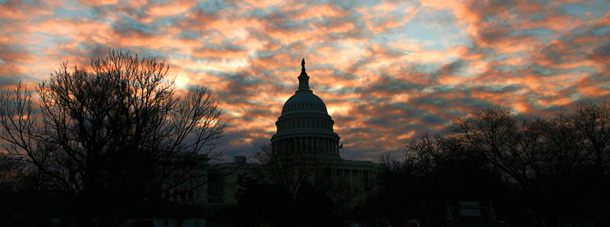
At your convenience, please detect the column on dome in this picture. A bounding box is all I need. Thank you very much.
[334,141,338,155]
[308,136,311,153]
[358,169,363,191]
[329,138,332,155]
[311,137,314,153]
[350,169,354,192]
[322,138,326,154]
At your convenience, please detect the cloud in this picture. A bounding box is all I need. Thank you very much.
[1,0,609,161]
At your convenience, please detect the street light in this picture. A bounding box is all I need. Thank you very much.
[524,165,541,225]
[525,165,536,180]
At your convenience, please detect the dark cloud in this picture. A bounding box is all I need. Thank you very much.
[195,0,234,14]
[112,15,159,37]
[1,0,609,161]
[217,72,262,99]
[587,42,610,66]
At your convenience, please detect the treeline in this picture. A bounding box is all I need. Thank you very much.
[232,145,345,226]
[0,50,225,227]
[361,104,610,226]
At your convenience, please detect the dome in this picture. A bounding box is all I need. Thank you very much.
[281,90,328,114]
[271,59,340,158]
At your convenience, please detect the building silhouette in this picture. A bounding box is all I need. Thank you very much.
[10,60,380,227]
[271,59,341,159]
[208,59,379,205]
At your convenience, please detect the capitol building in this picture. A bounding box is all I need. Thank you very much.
[270,59,341,159]
[159,60,380,208]
[204,59,380,205]
[116,60,381,226]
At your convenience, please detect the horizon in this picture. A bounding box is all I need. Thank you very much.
[1,0,609,161]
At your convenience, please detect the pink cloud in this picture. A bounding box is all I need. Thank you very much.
[146,0,194,17]
[288,4,348,21]
[1,0,608,161]
[79,0,118,6]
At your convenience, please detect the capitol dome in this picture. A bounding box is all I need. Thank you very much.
[271,59,340,158]
[281,91,328,114]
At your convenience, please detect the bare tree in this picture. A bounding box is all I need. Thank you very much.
[250,143,336,198]
[572,102,610,174]
[0,50,225,225]
[449,107,541,187]
[447,105,610,224]
[235,144,342,226]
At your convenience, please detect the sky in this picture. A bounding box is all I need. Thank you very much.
[1,0,609,161]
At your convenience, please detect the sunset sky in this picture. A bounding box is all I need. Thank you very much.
[1,0,609,161]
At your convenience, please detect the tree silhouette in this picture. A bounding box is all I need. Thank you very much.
[233,143,343,226]
[359,134,506,226]
[249,143,336,197]
[0,50,224,226]
[572,102,610,175]
[446,105,610,225]
[365,104,610,226]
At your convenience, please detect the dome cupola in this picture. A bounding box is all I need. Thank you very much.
[281,59,328,114]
